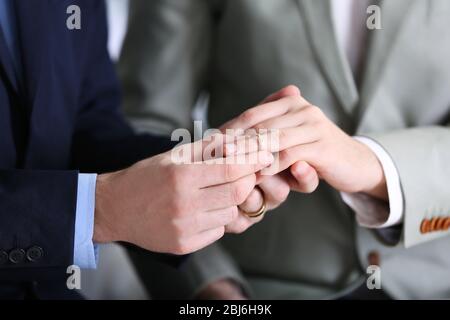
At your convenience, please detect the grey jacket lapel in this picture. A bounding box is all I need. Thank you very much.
[357,0,416,123]
[297,0,359,115]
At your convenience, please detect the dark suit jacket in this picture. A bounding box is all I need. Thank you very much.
[0,0,174,299]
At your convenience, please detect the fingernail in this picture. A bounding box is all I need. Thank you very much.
[225,143,237,155]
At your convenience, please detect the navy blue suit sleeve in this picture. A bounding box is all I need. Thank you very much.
[0,170,78,271]
[0,1,181,278]
[69,1,184,267]
[71,1,175,174]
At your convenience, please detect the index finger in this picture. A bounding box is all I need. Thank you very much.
[221,96,310,131]
[196,151,275,187]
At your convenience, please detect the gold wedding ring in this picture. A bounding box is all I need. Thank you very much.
[240,187,267,218]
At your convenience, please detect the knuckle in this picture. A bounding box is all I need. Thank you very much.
[171,239,191,255]
[315,120,329,135]
[307,105,324,119]
[253,123,265,131]
[232,179,254,205]
[288,95,307,108]
[279,148,294,165]
[241,108,257,124]
[285,95,298,104]
[215,226,226,239]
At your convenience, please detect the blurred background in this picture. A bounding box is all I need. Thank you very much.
[80,0,145,300]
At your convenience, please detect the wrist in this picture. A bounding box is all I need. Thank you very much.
[358,143,388,201]
[363,174,388,201]
[93,172,120,243]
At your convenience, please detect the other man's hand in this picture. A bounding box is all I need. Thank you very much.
[225,86,388,200]
[222,86,319,230]
[92,136,274,255]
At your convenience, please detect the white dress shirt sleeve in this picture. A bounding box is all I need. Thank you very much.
[341,137,404,228]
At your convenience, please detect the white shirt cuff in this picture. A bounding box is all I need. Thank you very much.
[74,174,98,269]
[341,137,403,229]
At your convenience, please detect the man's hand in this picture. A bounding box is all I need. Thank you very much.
[225,174,291,233]
[221,86,319,234]
[225,86,388,200]
[93,136,274,255]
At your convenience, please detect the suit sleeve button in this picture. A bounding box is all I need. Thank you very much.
[0,251,8,265]
[26,246,44,262]
[9,249,26,264]
[430,217,439,232]
[420,219,430,234]
[436,217,446,231]
[443,218,450,231]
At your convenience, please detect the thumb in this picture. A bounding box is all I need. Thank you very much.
[289,161,320,194]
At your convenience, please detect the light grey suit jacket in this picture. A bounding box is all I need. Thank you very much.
[119,0,450,299]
